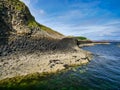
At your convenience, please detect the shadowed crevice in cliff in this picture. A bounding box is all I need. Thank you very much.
[0,18,11,45]
[0,2,12,45]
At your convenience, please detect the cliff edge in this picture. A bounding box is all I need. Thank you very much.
[0,0,92,82]
[0,0,64,44]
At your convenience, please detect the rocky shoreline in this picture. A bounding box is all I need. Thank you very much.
[0,36,93,88]
[0,46,92,81]
[79,42,110,47]
[0,0,93,86]
[78,40,110,47]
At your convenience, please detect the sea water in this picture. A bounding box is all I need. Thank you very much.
[43,42,120,90]
[2,42,120,90]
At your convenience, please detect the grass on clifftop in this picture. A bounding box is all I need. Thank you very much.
[28,18,63,36]
[0,0,63,36]
[74,36,88,40]
[68,36,88,40]
[7,0,25,11]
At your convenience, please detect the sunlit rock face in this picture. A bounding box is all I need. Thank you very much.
[0,0,64,44]
[0,0,92,82]
[0,0,79,56]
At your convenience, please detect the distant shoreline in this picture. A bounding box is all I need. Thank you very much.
[78,40,110,47]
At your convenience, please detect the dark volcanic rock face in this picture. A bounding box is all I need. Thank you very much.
[0,0,63,43]
[0,1,90,81]
[0,0,33,41]
[0,0,78,56]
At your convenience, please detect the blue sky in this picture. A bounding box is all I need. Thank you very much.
[20,0,120,40]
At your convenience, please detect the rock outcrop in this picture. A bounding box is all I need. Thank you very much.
[0,0,92,82]
[0,0,64,44]
[0,0,80,56]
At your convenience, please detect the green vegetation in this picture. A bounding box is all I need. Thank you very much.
[28,20,38,28]
[39,24,63,35]
[28,18,63,36]
[1,0,63,37]
[14,1,24,11]
[0,72,90,90]
[0,72,55,89]
[15,4,23,11]
[8,0,25,11]
[75,36,88,40]
[67,36,88,40]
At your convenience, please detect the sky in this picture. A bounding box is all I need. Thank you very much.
[20,0,120,40]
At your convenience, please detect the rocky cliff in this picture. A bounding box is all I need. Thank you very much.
[0,0,79,56]
[0,0,64,44]
[0,0,92,82]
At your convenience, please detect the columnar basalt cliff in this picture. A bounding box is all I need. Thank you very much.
[0,0,82,56]
[0,0,63,40]
[0,0,92,82]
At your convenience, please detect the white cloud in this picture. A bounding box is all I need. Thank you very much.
[39,9,45,15]
[20,0,120,40]
[41,19,120,40]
